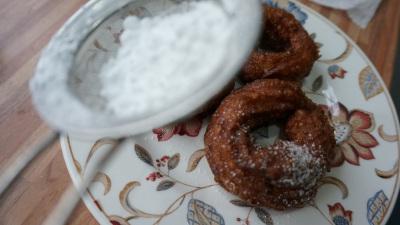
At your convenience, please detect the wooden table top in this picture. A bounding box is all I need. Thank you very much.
[0,0,399,224]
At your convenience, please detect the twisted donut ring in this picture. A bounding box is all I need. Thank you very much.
[204,79,335,210]
[241,6,319,82]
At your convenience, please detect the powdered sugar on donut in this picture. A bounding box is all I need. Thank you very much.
[271,141,326,189]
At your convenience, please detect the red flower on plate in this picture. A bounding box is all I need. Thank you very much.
[328,203,353,225]
[328,65,347,79]
[146,172,163,181]
[153,116,203,141]
[322,103,379,166]
[155,155,170,167]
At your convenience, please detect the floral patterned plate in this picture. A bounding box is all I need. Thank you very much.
[60,0,400,225]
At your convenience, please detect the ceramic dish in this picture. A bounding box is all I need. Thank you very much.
[61,0,400,225]
[31,0,260,139]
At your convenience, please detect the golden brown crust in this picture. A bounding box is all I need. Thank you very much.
[204,79,335,210]
[241,6,319,82]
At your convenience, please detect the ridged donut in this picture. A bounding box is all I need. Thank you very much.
[204,79,335,210]
[241,6,319,82]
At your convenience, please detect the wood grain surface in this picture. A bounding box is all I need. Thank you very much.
[0,0,399,225]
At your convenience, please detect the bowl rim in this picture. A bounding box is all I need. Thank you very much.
[30,0,262,139]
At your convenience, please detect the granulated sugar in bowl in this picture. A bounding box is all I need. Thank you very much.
[30,0,262,139]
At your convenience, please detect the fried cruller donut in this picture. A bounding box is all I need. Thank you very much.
[204,79,335,210]
[241,6,319,82]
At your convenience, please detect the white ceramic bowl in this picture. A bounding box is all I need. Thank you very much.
[30,0,262,139]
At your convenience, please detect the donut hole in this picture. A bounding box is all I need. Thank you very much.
[257,25,290,52]
[250,122,284,147]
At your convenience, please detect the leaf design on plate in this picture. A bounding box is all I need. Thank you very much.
[375,161,399,179]
[134,144,153,166]
[119,181,141,215]
[194,202,212,225]
[378,125,399,142]
[312,76,323,92]
[319,39,352,64]
[84,138,119,170]
[93,172,112,195]
[359,66,384,100]
[119,182,163,218]
[318,176,349,199]
[187,199,225,225]
[186,149,206,172]
[94,39,109,52]
[255,208,274,225]
[168,153,180,170]
[157,180,176,191]
[108,215,132,225]
[309,33,323,48]
[230,199,252,207]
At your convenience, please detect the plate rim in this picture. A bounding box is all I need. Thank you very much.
[60,1,400,225]
[60,137,112,225]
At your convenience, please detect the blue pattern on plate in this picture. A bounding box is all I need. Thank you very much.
[262,0,308,24]
[359,66,383,100]
[287,2,308,24]
[333,215,350,225]
[187,199,225,225]
[264,0,279,8]
[367,190,389,225]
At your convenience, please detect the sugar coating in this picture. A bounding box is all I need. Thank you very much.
[204,79,335,210]
[271,141,325,189]
[99,1,233,118]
